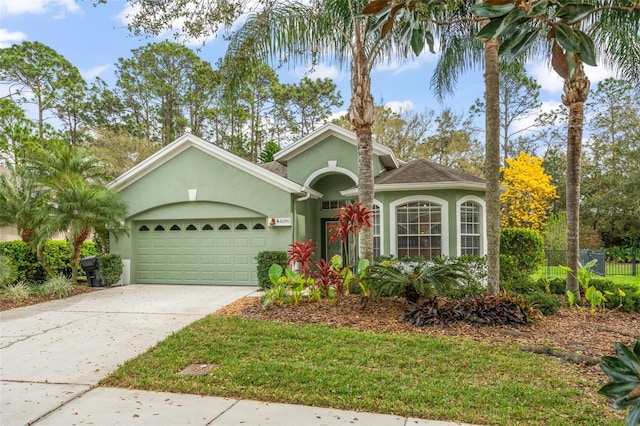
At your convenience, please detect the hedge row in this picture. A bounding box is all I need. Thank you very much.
[0,240,98,283]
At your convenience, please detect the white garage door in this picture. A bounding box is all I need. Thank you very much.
[134,219,267,285]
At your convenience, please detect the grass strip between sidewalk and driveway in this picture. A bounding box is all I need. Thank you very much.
[101,316,622,425]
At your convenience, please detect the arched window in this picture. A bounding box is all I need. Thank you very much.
[186,224,197,231]
[395,201,442,259]
[154,225,165,231]
[219,224,230,230]
[253,223,265,230]
[170,225,181,231]
[236,223,247,230]
[202,224,214,231]
[459,200,483,257]
[139,225,149,232]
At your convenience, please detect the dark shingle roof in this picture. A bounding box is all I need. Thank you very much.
[375,158,484,184]
[260,161,288,178]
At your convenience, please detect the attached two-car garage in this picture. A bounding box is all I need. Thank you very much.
[108,134,307,286]
[133,219,267,285]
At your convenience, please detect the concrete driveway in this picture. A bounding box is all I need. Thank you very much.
[0,284,256,425]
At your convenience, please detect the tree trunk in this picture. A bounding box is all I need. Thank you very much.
[562,62,590,297]
[349,44,375,264]
[484,38,501,296]
[71,227,91,284]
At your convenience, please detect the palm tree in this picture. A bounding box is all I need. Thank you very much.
[226,0,431,263]
[39,179,127,283]
[0,168,46,244]
[29,139,128,282]
[378,0,639,296]
[474,0,640,295]
[365,1,503,295]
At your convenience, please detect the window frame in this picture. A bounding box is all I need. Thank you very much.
[456,196,486,257]
[390,196,449,259]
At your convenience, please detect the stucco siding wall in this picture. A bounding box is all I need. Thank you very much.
[286,135,386,185]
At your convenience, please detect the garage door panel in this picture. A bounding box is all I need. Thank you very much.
[134,219,264,285]
[252,238,267,248]
[234,238,249,248]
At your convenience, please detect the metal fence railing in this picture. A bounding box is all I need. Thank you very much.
[545,248,637,277]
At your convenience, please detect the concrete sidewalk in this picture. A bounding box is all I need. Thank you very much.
[1,285,475,426]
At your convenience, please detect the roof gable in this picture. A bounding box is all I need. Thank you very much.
[274,123,399,169]
[108,134,317,195]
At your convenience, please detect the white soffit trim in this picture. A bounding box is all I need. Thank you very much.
[340,181,487,196]
[107,133,320,196]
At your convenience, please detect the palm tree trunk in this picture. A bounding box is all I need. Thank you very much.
[350,44,375,264]
[562,62,590,297]
[70,227,91,284]
[484,37,501,296]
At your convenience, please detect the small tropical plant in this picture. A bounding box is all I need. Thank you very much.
[561,259,615,314]
[599,339,640,426]
[287,240,316,275]
[262,263,315,308]
[368,260,471,303]
[42,274,74,299]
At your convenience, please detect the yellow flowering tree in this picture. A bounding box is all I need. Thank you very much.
[501,153,558,231]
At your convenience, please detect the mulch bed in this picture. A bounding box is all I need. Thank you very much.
[215,294,640,383]
[0,285,102,311]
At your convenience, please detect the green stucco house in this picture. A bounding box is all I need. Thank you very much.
[109,123,486,285]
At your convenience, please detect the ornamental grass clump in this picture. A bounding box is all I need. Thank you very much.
[5,282,31,303]
[42,274,74,299]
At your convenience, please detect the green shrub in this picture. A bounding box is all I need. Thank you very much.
[523,291,561,316]
[0,254,18,287]
[0,241,45,283]
[98,254,123,286]
[256,251,288,290]
[42,275,74,299]
[0,240,100,283]
[500,228,544,284]
[590,279,640,313]
[4,282,32,302]
[502,276,542,295]
[43,240,73,277]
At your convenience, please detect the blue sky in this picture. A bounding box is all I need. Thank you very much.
[0,0,618,135]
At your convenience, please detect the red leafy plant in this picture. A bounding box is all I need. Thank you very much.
[287,239,316,275]
[329,202,372,268]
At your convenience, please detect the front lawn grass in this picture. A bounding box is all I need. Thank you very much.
[101,316,621,425]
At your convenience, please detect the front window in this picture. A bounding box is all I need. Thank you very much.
[460,201,481,256]
[396,201,441,259]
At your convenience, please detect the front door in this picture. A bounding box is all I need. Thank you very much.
[321,219,343,261]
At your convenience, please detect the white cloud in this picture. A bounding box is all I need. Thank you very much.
[81,64,111,81]
[294,63,341,80]
[385,100,414,113]
[510,99,562,136]
[375,49,439,75]
[328,110,348,120]
[0,28,27,48]
[528,60,564,95]
[0,0,79,17]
